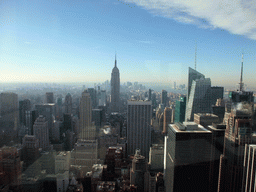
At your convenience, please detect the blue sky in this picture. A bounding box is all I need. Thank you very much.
[0,0,256,88]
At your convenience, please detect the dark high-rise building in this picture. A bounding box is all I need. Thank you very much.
[19,99,31,126]
[165,122,212,192]
[25,110,38,135]
[174,96,186,123]
[0,92,19,131]
[161,90,167,108]
[127,100,152,159]
[46,92,54,103]
[148,89,152,101]
[64,93,72,114]
[111,55,120,112]
[92,109,103,128]
[35,103,55,141]
[88,88,97,108]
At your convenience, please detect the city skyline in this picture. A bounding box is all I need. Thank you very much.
[0,0,256,88]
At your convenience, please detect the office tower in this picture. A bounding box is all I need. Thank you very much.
[88,88,97,108]
[174,96,186,123]
[0,146,22,187]
[149,144,164,172]
[70,139,98,173]
[0,92,19,131]
[92,109,103,127]
[243,144,256,192]
[55,151,71,174]
[130,149,148,192]
[163,107,173,134]
[212,98,225,122]
[19,99,31,126]
[207,123,226,192]
[111,54,120,112]
[185,67,223,121]
[165,122,212,192]
[148,89,152,100]
[194,113,219,127]
[79,90,94,140]
[99,90,106,106]
[35,103,55,140]
[22,135,39,168]
[46,92,54,103]
[161,90,167,108]
[64,93,72,114]
[33,115,50,150]
[218,57,254,192]
[127,100,152,159]
[25,110,38,135]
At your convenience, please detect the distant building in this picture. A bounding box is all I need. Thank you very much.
[22,135,39,169]
[111,55,120,112]
[161,90,167,108]
[55,151,71,174]
[46,92,54,103]
[92,109,103,128]
[163,107,173,134]
[33,115,50,150]
[174,96,186,123]
[185,67,223,121]
[149,144,164,172]
[79,90,94,140]
[99,90,106,106]
[0,92,19,131]
[127,100,152,159]
[88,88,97,109]
[64,93,72,114]
[194,113,219,127]
[165,122,212,192]
[19,99,31,126]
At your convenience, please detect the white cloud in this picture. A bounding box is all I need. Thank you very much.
[123,0,256,40]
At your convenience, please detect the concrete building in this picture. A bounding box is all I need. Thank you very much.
[111,55,120,112]
[149,144,164,172]
[33,115,50,150]
[71,139,98,173]
[19,99,31,126]
[194,113,219,127]
[0,92,19,131]
[55,151,71,174]
[35,103,56,140]
[46,92,54,103]
[79,90,94,140]
[22,135,39,169]
[163,107,173,134]
[165,122,212,192]
[99,90,106,106]
[127,100,152,159]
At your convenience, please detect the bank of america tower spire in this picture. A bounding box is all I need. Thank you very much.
[111,54,120,112]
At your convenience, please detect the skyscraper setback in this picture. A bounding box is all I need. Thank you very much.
[111,55,120,112]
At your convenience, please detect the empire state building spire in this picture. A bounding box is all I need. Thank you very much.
[111,54,120,112]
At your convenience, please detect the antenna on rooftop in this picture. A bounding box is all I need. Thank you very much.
[239,53,244,91]
[195,41,197,70]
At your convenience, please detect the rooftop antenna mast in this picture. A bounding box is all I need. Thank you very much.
[239,54,244,91]
[195,41,197,70]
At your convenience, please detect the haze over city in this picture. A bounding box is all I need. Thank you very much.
[1,0,256,89]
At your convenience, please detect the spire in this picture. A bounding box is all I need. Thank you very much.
[195,41,197,70]
[239,54,244,91]
[115,53,117,67]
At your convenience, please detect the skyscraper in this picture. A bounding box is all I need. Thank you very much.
[64,93,72,114]
[185,68,223,121]
[161,90,167,108]
[127,100,152,159]
[218,56,254,192]
[33,115,50,150]
[19,99,31,126]
[79,90,94,139]
[0,92,19,131]
[46,92,54,103]
[174,96,186,123]
[165,122,212,192]
[111,55,120,112]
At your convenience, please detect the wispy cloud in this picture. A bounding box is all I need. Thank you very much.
[123,0,256,40]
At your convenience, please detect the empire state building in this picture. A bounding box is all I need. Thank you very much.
[111,55,120,112]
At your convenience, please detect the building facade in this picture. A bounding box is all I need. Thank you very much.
[127,100,152,159]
